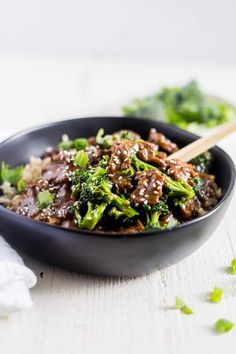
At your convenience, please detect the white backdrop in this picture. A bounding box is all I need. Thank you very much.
[0,0,235,63]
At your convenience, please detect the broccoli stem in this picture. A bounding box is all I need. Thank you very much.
[108,207,126,220]
[96,181,137,218]
[76,202,107,230]
[146,210,162,228]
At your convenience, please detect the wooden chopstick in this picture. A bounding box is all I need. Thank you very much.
[166,120,236,162]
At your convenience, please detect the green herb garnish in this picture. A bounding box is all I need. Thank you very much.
[0,162,23,186]
[175,296,193,315]
[74,151,88,168]
[209,287,223,303]
[227,258,236,275]
[37,190,54,209]
[214,319,234,333]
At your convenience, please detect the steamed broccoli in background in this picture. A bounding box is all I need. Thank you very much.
[122,80,235,130]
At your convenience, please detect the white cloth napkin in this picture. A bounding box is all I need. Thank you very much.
[0,132,37,316]
[0,236,37,316]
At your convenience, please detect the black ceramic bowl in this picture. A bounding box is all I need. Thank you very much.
[0,117,235,277]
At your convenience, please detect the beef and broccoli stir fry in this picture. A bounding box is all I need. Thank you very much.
[0,128,221,233]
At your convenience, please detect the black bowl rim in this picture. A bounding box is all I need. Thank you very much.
[0,116,235,239]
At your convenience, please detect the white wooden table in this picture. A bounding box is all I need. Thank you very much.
[1,56,236,354]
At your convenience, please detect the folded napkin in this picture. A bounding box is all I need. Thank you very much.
[0,132,37,315]
[0,236,37,316]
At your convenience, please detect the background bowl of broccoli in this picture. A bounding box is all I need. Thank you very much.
[0,117,235,276]
[122,80,236,133]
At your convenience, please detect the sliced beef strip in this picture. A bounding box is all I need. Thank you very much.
[86,145,109,166]
[87,136,97,146]
[108,142,131,173]
[108,142,133,192]
[11,187,40,218]
[42,147,59,159]
[110,174,133,193]
[131,169,166,206]
[11,151,76,227]
[148,128,178,154]
[12,182,75,226]
[166,159,197,182]
[196,172,222,209]
[179,172,221,221]
[36,184,75,225]
[41,149,77,184]
[179,197,204,221]
[137,141,168,170]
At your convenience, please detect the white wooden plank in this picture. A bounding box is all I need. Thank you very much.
[0,57,236,354]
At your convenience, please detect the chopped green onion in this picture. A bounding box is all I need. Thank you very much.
[58,135,88,151]
[37,190,54,209]
[17,179,25,192]
[58,134,74,150]
[96,128,105,145]
[209,287,223,303]
[227,258,236,275]
[175,296,193,315]
[214,319,234,333]
[122,167,135,178]
[74,150,88,168]
[73,138,88,150]
[0,162,23,186]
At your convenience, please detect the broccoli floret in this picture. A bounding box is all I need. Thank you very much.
[95,179,137,219]
[108,207,126,220]
[70,166,108,230]
[191,152,212,173]
[142,195,178,230]
[74,201,107,230]
[192,176,204,194]
[98,155,110,168]
[71,166,107,197]
[165,175,195,200]
[71,164,137,230]
[144,196,169,228]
